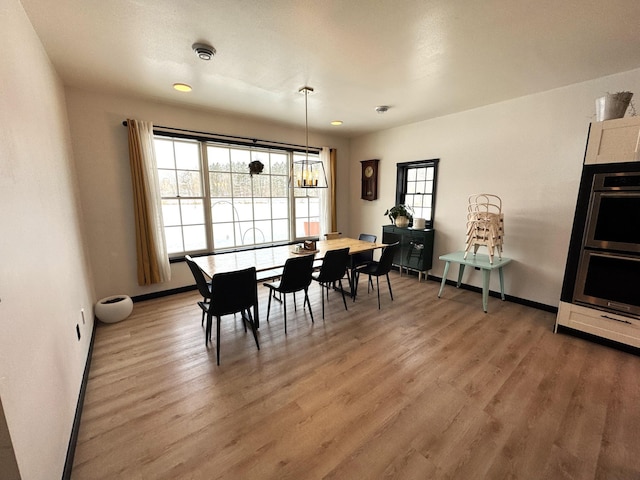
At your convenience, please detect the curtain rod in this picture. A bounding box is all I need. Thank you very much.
[121,120,321,153]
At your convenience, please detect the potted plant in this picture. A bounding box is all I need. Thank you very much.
[248,160,264,176]
[384,204,413,228]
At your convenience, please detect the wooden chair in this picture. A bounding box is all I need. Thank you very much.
[311,247,351,318]
[354,242,400,309]
[263,253,315,334]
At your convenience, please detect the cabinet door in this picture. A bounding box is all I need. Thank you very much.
[405,229,434,271]
[404,231,426,271]
[584,117,640,165]
[382,226,403,266]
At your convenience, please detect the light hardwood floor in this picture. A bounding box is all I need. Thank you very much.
[72,273,640,479]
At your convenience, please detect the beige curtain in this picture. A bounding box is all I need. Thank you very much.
[127,119,171,285]
[319,147,337,235]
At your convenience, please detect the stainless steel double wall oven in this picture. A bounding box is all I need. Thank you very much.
[562,165,640,319]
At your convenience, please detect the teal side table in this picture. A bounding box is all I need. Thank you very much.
[437,251,512,313]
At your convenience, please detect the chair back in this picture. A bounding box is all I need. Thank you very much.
[351,233,377,267]
[209,267,258,316]
[315,247,350,283]
[185,255,212,299]
[375,242,400,275]
[279,254,315,293]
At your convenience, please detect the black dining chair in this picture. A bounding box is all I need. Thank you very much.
[311,247,351,319]
[185,257,260,365]
[354,242,400,309]
[349,233,377,297]
[263,253,315,334]
[185,254,212,326]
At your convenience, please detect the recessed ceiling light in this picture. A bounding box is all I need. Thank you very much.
[173,83,192,92]
[330,120,343,126]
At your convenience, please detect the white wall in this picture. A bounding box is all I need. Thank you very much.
[0,1,96,478]
[349,69,640,307]
[64,89,351,300]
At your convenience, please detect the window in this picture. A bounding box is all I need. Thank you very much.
[155,136,321,256]
[395,159,439,228]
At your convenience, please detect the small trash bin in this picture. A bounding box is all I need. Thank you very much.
[95,295,133,323]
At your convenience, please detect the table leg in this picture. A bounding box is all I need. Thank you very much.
[482,268,491,313]
[349,258,357,299]
[456,265,466,287]
[437,261,451,297]
[498,267,506,300]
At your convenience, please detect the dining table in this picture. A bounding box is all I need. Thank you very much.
[191,237,385,327]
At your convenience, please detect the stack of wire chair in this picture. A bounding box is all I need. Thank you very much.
[464,193,504,264]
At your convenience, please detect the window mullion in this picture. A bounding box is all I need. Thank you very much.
[201,142,213,251]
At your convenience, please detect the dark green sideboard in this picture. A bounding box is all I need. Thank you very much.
[382,225,435,281]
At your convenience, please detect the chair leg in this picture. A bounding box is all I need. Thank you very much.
[283,295,288,335]
[304,288,314,323]
[353,271,360,301]
[201,298,209,326]
[216,315,221,365]
[266,290,272,322]
[386,273,394,301]
[205,310,213,346]
[244,309,260,350]
[320,283,325,319]
[376,276,381,309]
[338,279,348,311]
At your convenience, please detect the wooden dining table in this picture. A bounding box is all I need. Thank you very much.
[192,237,385,327]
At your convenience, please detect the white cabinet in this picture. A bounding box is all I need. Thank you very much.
[555,301,640,348]
[584,117,640,164]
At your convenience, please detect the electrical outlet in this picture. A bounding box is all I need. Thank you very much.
[81,308,85,325]
[76,324,81,341]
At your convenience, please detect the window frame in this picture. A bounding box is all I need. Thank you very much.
[395,159,439,229]
[155,134,322,258]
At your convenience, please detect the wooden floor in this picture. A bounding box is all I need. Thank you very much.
[72,273,640,479]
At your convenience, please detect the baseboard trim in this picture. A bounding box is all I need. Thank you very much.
[425,274,558,314]
[62,318,96,479]
[131,284,197,303]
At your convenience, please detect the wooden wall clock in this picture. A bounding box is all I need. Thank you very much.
[361,159,379,201]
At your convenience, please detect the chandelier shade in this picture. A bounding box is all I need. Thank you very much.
[292,86,327,189]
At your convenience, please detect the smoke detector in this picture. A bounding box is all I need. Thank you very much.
[375,105,390,114]
[192,43,216,61]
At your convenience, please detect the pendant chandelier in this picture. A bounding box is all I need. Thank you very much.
[293,86,328,189]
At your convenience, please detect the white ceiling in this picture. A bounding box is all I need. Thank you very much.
[20,0,640,137]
